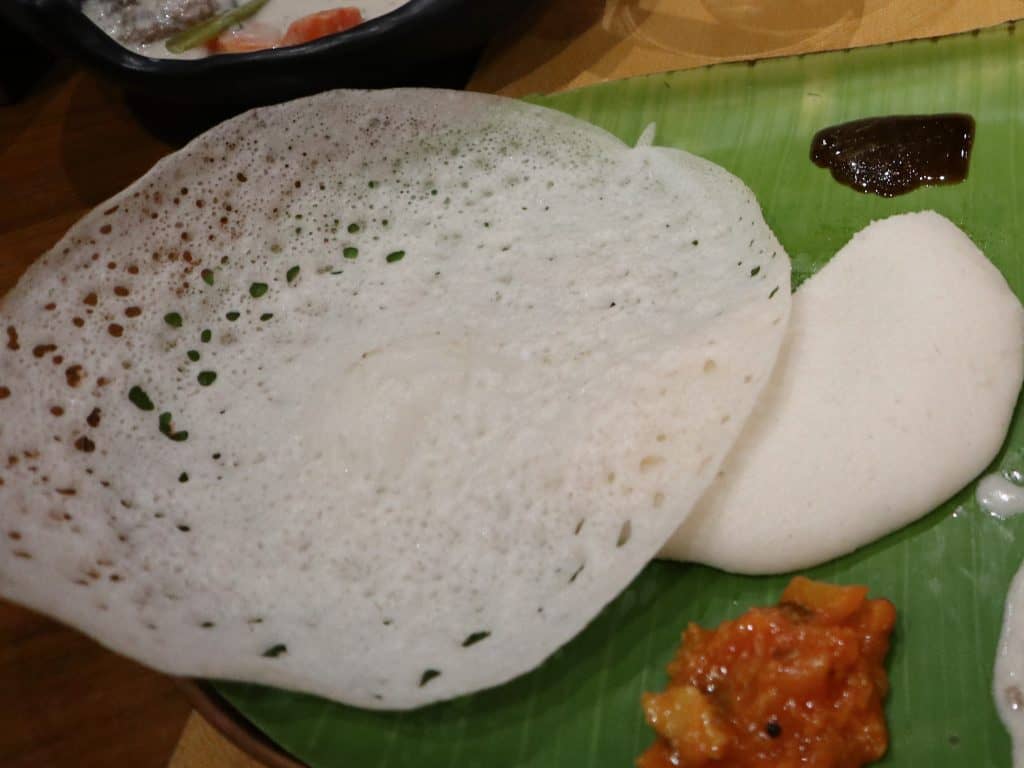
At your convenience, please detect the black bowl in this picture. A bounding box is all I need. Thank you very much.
[2,0,527,105]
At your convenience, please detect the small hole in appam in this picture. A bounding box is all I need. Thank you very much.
[569,563,585,583]
[639,456,664,472]
[617,521,632,547]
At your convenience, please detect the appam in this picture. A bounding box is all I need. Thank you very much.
[0,89,790,708]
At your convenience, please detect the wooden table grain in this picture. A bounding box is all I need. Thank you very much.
[3,2,1024,766]
[0,65,192,768]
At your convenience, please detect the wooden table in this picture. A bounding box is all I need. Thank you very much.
[0,66,192,768]
[2,2,1022,766]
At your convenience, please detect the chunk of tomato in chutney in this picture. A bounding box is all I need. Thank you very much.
[638,577,896,768]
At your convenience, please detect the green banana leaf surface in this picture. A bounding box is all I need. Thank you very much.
[215,22,1024,768]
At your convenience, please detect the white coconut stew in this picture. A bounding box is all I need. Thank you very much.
[996,562,1024,767]
[82,0,409,59]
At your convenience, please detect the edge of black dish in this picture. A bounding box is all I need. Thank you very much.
[2,0,526,105]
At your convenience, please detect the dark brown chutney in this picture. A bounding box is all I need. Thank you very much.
[810,114,974,197]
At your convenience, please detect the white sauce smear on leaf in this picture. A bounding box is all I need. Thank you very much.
[977,472,1024,519]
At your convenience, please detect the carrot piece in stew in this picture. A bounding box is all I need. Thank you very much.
[281,7,363,46]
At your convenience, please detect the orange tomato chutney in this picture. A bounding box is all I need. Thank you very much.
[638,577,896,768]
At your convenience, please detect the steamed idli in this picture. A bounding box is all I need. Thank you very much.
[662,211,1024,573]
